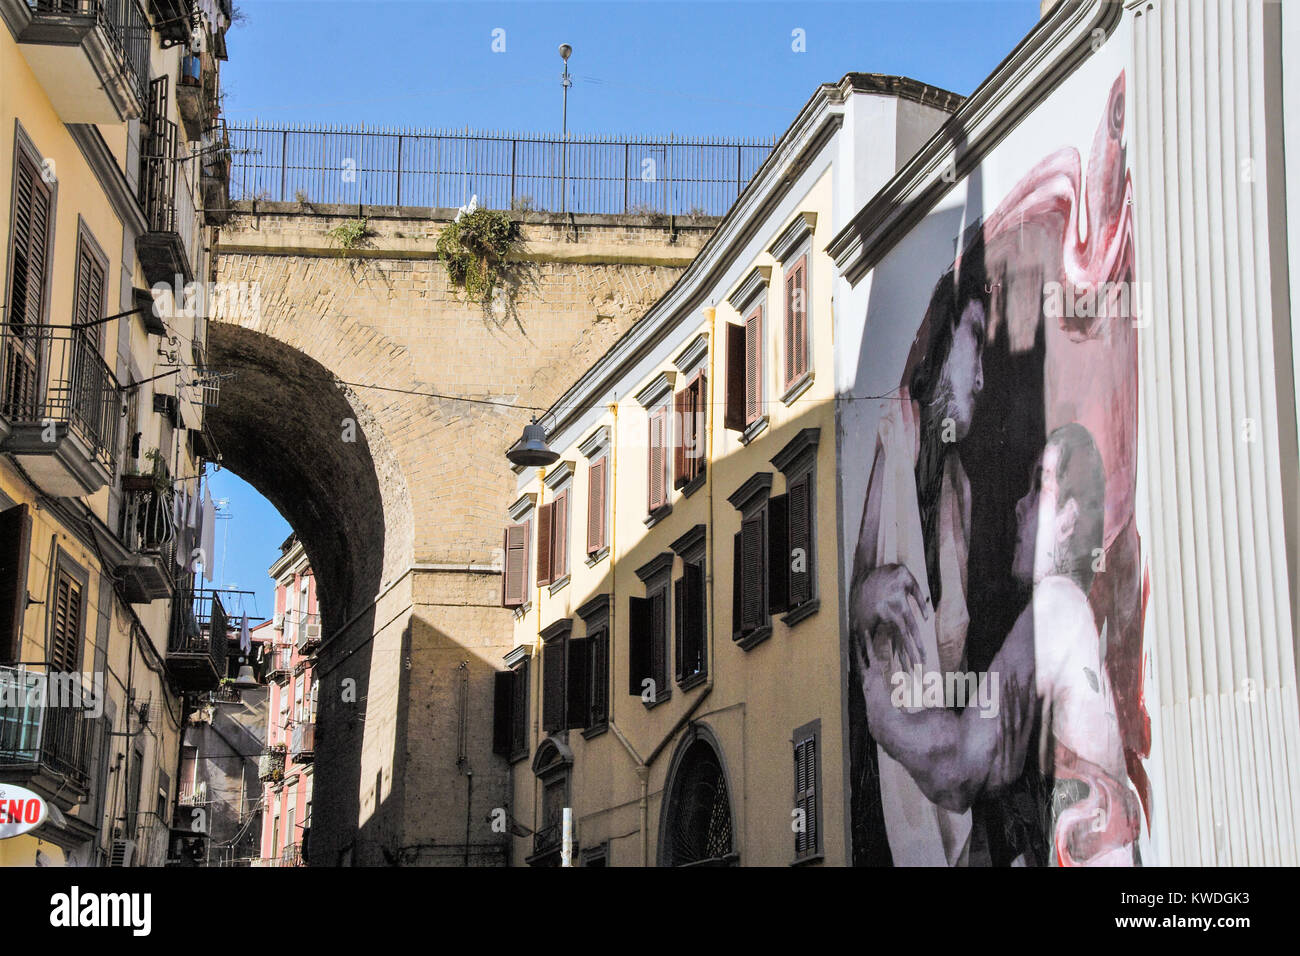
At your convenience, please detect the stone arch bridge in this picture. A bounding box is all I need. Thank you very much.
[210,201,715,865]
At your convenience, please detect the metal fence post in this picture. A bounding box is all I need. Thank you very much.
[280,129,288,202]
[510,138,516,208]
[624,143,630,213]
[396,134,403,207]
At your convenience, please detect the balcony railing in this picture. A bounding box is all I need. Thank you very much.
[257,746,285,784]
[0,664,96,809]
[290,722,314,764]
[118,481,176,553]
[533,822,561,858]
[166,589,229,690]
[264,644,291,682]
[0,322,120,479]
[295,611,320,653]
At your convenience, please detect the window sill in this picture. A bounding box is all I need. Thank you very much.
[733,624,772,651]
[739,416,769,446]
[781,599,820,628]
[791,851,824,867]
[584,546,610,567]
[676,470,706,499]
[547,574,571,598]
[581,723,608,741]
[677,670,708,692]
[511,602,532,621]
[780,371,815,406]
[644,502,673,529]
[642,687,673,709]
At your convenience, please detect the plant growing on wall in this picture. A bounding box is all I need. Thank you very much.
[326,218,369,257]
[435,208,520,304]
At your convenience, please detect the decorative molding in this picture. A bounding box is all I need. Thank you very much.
[739,415,769,446]
[779,371,815,407]
[547,573,570,597]
[539,618,573,644]
[576,593,611,623]
[634,551,675,584]
[643,502,672,528]
[543,459,575,489]
[767,211,817,262]
[727,472,773,512]
[508,493,537,522]
[672,333,710,375]
[578,425,610,459]
[781,598,821,629]
[635,371,676,409]
[727,265,772,313]
[669,524,707,558]
[503,644,531,668]
[771,427,821,474]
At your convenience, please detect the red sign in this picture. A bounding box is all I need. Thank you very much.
[0,785,47,838]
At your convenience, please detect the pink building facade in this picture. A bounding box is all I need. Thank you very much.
[255,534,320,866]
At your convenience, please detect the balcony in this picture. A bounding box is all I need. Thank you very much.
[166,588,228,691]
[9,0,150,123]
[137,110,199,286]
[116,478,176,603]
[176,50,217,141]
[257,745,285,784]
[263,644,291,683]
[146,0,191,44]
[0,323,119,497]
[290,722,314,765]
[199,118,232,226]
[0,665,96,812]
[294,610,321,654]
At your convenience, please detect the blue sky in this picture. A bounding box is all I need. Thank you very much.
[211,0,1040,618]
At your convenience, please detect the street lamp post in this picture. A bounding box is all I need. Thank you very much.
[559,43,572,213]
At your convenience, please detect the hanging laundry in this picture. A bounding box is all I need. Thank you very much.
[200,484,216,582]
[240,613,251,654]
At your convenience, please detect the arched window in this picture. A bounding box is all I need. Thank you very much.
[659,730,737,866]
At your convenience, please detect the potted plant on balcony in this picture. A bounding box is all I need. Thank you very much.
[122,447,171,494]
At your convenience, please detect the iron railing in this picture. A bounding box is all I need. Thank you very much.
[228,123,777,215]
[0,665,96,790]
[294,611,320,653]
[118,483,176,554]
[0,322,120,472]
[167,588,229,675]
[290,722,314,764]
[29,1,151,107]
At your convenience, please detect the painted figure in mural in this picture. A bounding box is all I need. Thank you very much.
[856,423,1141,866]
[846,241,990,867]
[845,69,1149,866]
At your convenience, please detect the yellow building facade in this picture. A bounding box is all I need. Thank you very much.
[497,75,960,866]
[1,0,232,866]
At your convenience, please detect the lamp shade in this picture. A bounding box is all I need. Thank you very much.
[507,422,560,467]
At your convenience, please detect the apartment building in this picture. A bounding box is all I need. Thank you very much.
[497,0,1300,867]
[495,74,961,866]
[255,533,319,866]
[0,0,233,866]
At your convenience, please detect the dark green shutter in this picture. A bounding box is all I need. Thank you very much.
[768,492,790,614]
[628,596,650,695]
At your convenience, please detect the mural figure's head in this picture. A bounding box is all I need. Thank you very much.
[910,236,989,441]
[1012,422,1106,590]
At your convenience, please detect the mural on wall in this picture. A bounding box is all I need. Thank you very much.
[845,68,1150,867]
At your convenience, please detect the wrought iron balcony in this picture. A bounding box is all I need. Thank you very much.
[166,588,229,691]
[0,322,120,497]
[257,745,285,784]
[14,0,151,123]
[264,644,291,683]
[533,822,561,858]
[290,722,314,765]
[0,664,96,812]
[137,88,200,286]
[146,0,192,44]
[116,479,176,602]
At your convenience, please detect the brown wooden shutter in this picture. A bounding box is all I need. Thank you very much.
[648,407,667,511]
[586,458,606,555]
[50,570,82,672]
[566,636,590,729]
[788,473,812,607]
[536,503,554,587]
[724,323,746,431]
[784,270,797,388]
[740,512,765,631]
[511,660,529,755]
[732,533,743,640]
[673,575,685,682]
[551,491,567,580]
[792,255,809,378]
[542,637,565,733]
[628,596,651,695]
[650,588,667,696]
[502,523,527,607]
[588,627,608,726]
[9,151,52,333]
[744,306,762,424]
[768,492,790,615]
[693,373,707,480]
[794,732,818,856]
[673,387,689,489]
[0,503,32,662]
[75,240,105,333]
[678,561,705,680]
[492,670,514,756]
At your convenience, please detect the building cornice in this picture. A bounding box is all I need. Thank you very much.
[767,212,817,263]
[635,372,676,409]
[826,0,1123,283]
[672,333,709,376]
[634,551,676,583]
[727,265,772,313]
[771,427,821,474]
[508,493,537,522]
[578,426,610,459]
[727,472,774,512]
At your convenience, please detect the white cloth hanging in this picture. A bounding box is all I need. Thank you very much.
[239,613,251,654]
[200,485,216,582]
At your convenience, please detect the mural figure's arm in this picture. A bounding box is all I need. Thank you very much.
[855,614,1037,813]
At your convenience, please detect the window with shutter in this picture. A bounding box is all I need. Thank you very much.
[551,490,568,581]
[587,626,608,730]
[542,637,565,733]
[740,512,765,631]
[501,522,529,608]
[793,721,822,861]
[674,373,707,489]
[5,149,51,421]
[492,670,513,756]
[725,322,747,431]
[648,406,668,512]
[673,387,688,489]
[628,596,651,696]
[649,587,668,701]
[675,561,706,685]
[49,568,83,673]
[511,660,529,757]
[0,504,32,662]
[788,472,813,607]
[586,458,606,555]
[744,306,763,425]
[784,254,809,387]
[536,503,554,587]
[566,637,589,730]
[768,493,790,615]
